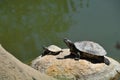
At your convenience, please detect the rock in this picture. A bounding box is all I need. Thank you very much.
[0,44,57,80]
[31,49,120,80]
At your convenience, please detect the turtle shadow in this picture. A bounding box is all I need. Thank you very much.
[80,58,104,64]
[56,53,76,59]
[57,53,104,64]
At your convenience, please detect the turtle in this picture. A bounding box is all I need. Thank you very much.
[63,38,110,65]
[41,45,62,56]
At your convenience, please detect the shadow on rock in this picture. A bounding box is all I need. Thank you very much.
[57,53,105,64]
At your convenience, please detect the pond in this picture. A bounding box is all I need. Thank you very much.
[0,0,120,63]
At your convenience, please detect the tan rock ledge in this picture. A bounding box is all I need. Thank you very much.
[31,49,120,80]
[0,44,57,80]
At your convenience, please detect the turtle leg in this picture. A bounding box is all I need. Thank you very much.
[41,51,47,57]
[41,50,50,56]
[104,57,110,65]
[74,52,80,60]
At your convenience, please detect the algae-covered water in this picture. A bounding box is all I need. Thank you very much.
[0,0,120,63]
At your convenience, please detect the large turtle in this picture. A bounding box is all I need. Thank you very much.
[41,45,62,56]
[63,38,110,65]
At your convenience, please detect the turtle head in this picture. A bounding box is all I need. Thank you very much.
[42,46,47,50]
[64,38,79,57]
[64,38,75,51]
[63,38,75,49]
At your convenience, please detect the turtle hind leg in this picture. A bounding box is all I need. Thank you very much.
[104,57,110,65]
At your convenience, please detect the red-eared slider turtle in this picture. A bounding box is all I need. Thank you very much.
[42,45,62,56]
[63,38,110,65]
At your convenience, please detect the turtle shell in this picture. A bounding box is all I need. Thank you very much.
[47,45,62,52]
[74,41,107,56]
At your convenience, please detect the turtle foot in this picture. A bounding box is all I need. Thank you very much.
[104,57,110,65]
[74,57,80,60]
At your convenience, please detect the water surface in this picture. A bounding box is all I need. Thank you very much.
[0,0,120,63]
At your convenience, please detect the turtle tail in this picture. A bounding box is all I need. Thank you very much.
[104,57,110,65]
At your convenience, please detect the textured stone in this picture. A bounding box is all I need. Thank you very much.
[0,44,56,80]
[32,49,120,80]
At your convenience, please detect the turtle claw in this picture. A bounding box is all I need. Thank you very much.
[74,58,80,60]
[74,52,80,60]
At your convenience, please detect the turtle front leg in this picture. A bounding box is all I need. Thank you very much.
[74,52,80,60]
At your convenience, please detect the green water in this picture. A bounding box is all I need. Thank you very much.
[0,0,120,63]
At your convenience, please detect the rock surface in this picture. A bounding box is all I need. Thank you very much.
[31,49,120,80]
[0,44,56,80]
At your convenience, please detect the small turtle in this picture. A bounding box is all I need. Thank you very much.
[63,38,110,65]
[41,45,62,56]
